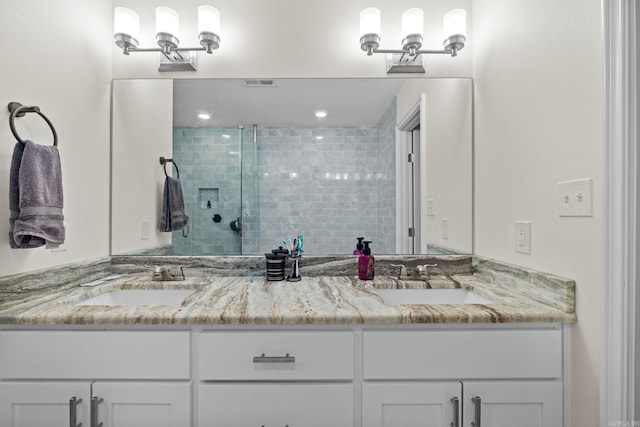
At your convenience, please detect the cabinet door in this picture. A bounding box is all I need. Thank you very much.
[199,383,353,427]
[463,381,563,427]
[362,382,462,427]
[92,382,190,427]
[0,382,90,427]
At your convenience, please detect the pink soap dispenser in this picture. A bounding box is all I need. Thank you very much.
[358,241,375,280]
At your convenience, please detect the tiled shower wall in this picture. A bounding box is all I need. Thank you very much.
[171,100,396,255]
[172,127,247,255]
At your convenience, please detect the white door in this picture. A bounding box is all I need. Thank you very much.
[199,383,354,427]
[0,382,90,427]
[91,382,191,427]
[462,381,563,427]
[362,381,461,427]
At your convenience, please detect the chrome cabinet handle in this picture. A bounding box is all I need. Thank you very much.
[471,396,481,427]
[253,353,295,363]
[69,397,82,427]
[91,397,103,427]
[450,396,459,427]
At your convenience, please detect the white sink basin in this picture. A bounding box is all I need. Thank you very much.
[376,288,494,305]
[77,289,195,306]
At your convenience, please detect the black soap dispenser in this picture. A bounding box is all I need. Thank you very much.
[353,237,365,255]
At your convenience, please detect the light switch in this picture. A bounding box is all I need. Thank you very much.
[442,218,449,239]
[558,178,593,217]
[427,199,435,216]
[515,221,531,254]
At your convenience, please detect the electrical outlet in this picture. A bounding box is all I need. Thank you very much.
[515,221,531,254]
[442,218,449,240]
[140,220,150,240]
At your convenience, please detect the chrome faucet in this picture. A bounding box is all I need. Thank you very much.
[152,266,185,281]
[416,264,438,280]
[390,263,438,280]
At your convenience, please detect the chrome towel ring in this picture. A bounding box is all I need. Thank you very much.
[7,102,58,146]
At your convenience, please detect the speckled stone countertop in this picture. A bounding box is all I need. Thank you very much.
[0,267,576,326]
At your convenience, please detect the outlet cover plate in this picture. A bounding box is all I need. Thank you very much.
[442,218,449,240]
[515,221,531,254]
[558,178,593,217]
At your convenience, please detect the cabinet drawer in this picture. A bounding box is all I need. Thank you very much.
[0,331,190,380]
[198,383,353,426]
[198,331,354,380]
[364,329,562,379]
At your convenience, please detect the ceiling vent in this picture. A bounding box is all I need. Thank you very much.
[243,79,276,87]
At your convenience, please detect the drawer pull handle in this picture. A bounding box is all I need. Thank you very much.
[91,397,104,427]
[471,396,481,427]
[252,353,295,363]
[69,397,82,427]
[450,396,459,427]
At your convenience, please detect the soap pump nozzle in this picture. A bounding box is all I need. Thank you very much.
[353,237,365,255]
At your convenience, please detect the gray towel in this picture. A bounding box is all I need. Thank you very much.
[161,176,189,232]
[9,140,65,248]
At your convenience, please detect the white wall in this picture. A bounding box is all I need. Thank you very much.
[396,79,473,253]
[0,0,112,276]
[111,80,173,254]
[112,0,473,79]
[472,1,601,426]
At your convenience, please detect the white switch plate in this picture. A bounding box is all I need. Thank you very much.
[427,199,435,216]
[140,220,150,240]
[442,218,449,240]
[515,221,531,254]
[558,178,593,217]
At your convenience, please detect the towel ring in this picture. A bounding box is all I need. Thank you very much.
[159,156,180,179]
[7,102,58,147]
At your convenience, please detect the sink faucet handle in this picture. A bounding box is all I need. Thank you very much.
[416,264,438,278]
[390,264,408,278]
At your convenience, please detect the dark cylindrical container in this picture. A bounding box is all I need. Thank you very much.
[265,247,289,281]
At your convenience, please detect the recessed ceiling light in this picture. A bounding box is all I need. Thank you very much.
[314,110,328,118]
[198,113,211,120]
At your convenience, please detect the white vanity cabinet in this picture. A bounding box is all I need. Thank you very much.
[0,331,191,427]
[197,330,355,427]
[362,328,564,427]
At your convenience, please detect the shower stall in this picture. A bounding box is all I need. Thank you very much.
[170,103,397,256]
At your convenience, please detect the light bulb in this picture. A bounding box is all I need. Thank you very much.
[443,9,467,39]
[114,7,140,40]
[401,8,423,38]
[198,5,220,35]
[156,6,179,37]
[359,7,381,36]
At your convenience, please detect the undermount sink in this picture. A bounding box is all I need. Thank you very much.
[376,288,494,305]
[76,289,195,306]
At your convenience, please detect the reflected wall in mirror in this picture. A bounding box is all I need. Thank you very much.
[111,78,472,256]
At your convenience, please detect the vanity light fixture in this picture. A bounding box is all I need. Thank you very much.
[114,5,221,72]
[359,7,467,73]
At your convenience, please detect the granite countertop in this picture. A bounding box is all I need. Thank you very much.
[0,271,576,326]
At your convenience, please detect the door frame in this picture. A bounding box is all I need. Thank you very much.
[602,0,638,423]
[396,94,428,254]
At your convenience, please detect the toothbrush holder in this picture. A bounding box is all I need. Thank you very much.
[287,255,302,282]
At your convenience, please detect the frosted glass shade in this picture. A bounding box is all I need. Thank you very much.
[114,7,140,39]
[198,5,220,35]
[443,9,467,38]
[401,8,423,37]
[156,6,179,37]
[360,8,381,36]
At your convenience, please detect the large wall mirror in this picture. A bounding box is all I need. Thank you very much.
[111,78,472,256]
